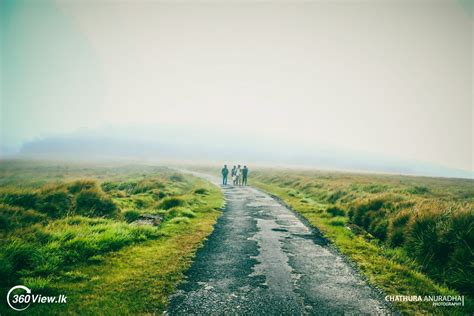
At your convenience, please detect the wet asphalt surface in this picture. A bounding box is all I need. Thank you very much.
[166,174,393,315]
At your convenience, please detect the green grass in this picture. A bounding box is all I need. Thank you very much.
[0,160,223,314]
[251,170,473,315]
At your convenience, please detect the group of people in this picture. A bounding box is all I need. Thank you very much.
[221,165,249,186]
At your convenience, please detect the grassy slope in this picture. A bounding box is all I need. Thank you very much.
[28,179,222,315]
[0,161,223,315]
[251,171,473,315]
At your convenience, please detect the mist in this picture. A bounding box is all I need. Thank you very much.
[1,0,472,178]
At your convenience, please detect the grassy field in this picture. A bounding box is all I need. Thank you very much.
[0,160,223,314]
[250,169,473,315]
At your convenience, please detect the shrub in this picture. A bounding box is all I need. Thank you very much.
[123,210,140,223]
[326,206,345,217]
[74,188,118,218]
[159,197,186,210]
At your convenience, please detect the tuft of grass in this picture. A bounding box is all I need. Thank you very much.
[159,197,186,210]
[21,276,52,292]
[329,217,346,226]
[194,188,208,195]
[180,209,197,218]
[74,188,118,218]
[123,210,141,223]
[326,206,345,217]
[169,216,191,225]
[0,204,47,231]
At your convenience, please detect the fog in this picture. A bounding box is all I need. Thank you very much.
[1,0,472,178]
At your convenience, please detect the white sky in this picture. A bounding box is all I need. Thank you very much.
[1,0,473,172]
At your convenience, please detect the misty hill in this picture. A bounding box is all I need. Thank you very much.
[11,125,471,179]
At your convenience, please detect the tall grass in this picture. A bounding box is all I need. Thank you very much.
[0,217,160,285]
[0,164,204,300]
[252,170,474,297]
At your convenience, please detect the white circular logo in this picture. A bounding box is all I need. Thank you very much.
[7,285,32,311]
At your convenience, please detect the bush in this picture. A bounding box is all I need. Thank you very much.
[74,188,118,218]
[123,210,140,223]
[326,206,345,217]
[159,197,186,210]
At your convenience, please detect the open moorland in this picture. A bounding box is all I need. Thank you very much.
[250,169,473,314]
[0,160,223,315]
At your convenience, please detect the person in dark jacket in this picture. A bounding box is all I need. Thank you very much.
[221,165,229,185]
[242,166,249,186]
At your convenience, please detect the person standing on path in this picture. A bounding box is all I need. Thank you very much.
[221,165,229,185]
[236,165,242,186]
[231,165,237,185]
[242,166,249,185]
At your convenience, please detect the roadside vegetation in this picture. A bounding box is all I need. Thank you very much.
[251,169,473,315]
[0,160,223,314]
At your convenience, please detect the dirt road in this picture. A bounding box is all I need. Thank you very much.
[167,175,393,315]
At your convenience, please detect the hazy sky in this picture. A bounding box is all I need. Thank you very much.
[1,0,473,172]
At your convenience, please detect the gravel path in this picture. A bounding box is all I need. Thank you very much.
[166,174,393,315]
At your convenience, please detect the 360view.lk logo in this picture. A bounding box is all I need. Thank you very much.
[7,285,67,311]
